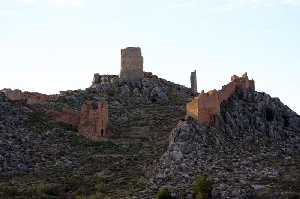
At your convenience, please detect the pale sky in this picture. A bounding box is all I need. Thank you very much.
[0,0,299,114]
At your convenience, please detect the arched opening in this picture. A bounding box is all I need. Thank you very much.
[101,129,104,137]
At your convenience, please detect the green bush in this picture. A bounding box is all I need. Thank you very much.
[192,176,213,199]
[156,187,172,199]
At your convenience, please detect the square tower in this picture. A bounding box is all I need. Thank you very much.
[79,101,109,141]
[120,47,144,82]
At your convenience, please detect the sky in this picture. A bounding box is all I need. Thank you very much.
[0,0,299,113]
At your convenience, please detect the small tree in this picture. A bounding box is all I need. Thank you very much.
[192,175,213,199]
[156,187,172,199]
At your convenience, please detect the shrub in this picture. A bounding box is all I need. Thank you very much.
[0,185,19,197]
[192,175,213,199]
[156,187,172,199]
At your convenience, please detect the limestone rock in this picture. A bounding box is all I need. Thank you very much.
[150,86,169,104]
[149,89,300,198]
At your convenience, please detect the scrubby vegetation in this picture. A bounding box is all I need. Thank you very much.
[156,188,172,199]
[192,176,213,199]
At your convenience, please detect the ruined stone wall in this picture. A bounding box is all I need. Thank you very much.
[190,70,197,93]
[79,101,109,141]
[1,89,24,101]
[186,73,255,125]
[1,89,59,105]
[48,108,80,128]
[186,97,199,119]
[120,47,144,82]
[197,90,221,125]
[49,101,110,141]
[91,74,119,87]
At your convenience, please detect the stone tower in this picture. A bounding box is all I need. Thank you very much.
[190,70,197,93]
[79,101,109,141]
[120,47,144,82]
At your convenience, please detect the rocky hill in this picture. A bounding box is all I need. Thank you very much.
[0,46,299,199]
[147,89,300,199]
[0,71,300,199]
[0,73,194,199]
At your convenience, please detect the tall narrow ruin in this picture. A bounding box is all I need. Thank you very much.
[79,101,109,140]
[190,70,197,93]
[120,47,144,82]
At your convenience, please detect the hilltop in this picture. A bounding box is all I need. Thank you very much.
[0,47,299,199]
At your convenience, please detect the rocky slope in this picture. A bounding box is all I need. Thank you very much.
[148,89,300,199]
[1,73,300,199]
[0,74,193,199]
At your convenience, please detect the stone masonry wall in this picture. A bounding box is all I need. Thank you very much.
[49,101,110,141]
[186,73,255,125]
[1,89,59,105]
[120,47,144,82]
[79,101,109,141]
[186,96,199,119]
[48,108,80,128]
[190,70,197,93]
[91,74,119,87]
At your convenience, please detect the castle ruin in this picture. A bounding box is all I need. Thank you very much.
[190,70,197,93]
[48,101,110,141]
[120,47,144,82]
[1,89,59,105]
[186,73,255,125]
[79,101,110,140]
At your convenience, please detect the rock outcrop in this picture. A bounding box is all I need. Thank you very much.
[1,47,299,199]
[90,71,193,105]
[149,88,300,199]
[0,93,77,176]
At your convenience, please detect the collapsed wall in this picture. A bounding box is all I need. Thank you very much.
[186,73,255,125]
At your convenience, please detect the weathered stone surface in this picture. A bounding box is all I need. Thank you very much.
[89,48,193,106]
[79,101,110,141]
[48,108,80,128]
[1,68,299,198]
[148,89,300,199]
[91,74,119,92]
[89,71,193,105]
[150,86,169,104]
[1,89,59,105]
[120,47,144,82]
[49,101,110,141]
[186,73,255,125]
[190,70,197,93]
